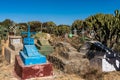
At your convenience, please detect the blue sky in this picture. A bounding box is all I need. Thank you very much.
[0,0,120,25]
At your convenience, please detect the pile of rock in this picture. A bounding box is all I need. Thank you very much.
[47,41,89,75]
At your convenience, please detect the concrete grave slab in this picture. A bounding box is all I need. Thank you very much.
[37,39,50,46]
[4,36,23,63]
[14,55,53,79]
[9,36,23,50]
[36,39,54,55]
[4,47,19,63]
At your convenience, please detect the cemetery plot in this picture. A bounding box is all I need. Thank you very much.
[47,41,89,75]
[4,36,23,63]
[9,36,23,51]
[36,39,54,55]
[15,24,53,79]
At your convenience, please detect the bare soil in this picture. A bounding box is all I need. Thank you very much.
[0,35,120,80]
[0,55,83,80]
[0,55,120,80]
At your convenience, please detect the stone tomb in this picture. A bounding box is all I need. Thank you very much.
[20,44,47,65]
[35,39,54,55]
[15,24,53,79]
[90,57,120,72]
[9,36,23,51]
[4,36,23,63]
[87,41,120,72]
[15,55,53,79]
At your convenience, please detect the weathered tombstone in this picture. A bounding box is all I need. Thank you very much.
[4,36,23,63]
[36,37,54,55]
[9,36,23,51]
[87,41,120,72]
[90,57,120,72]
[47,41,89,74]
[37,39,50,46]
[15,24,53,79]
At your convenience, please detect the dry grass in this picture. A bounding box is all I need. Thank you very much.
[0,55,84,80]
[102,71,120,80]
[0,54,120,80]
[81,66,103,80]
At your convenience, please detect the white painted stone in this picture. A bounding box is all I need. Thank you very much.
[102,58,120,72]
[116,60,119,68]
[12,39,20,44]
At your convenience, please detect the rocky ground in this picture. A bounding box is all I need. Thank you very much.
[0,55,83,80]
[102,72,120,80]
[0,55,120,80]
[0,34,120,80]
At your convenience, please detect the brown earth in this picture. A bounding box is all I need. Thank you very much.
[0,55,120,80]
[103,72,120,80]
[0,55,83,80]
[0,35,120,80]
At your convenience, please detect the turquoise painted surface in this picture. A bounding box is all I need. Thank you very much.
[20,51,46,65]
[20,24,47,66]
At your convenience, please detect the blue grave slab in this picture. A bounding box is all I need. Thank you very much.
[20,51,46,65]
[19,24,47,66]
[23,45,40,57]
[20,45,46,65]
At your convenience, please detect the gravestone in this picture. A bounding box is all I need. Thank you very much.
[90,57,120,72]
[9,36,23,51]
[4,36,23,63]
[47,41,89,74]
[36,39,54,55]
[15,24,53,79]
[87,41,120,72]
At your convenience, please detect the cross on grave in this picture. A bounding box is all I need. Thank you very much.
[20,23,46,65]
[21,24,36,45]
[9,23,18,36]
[89,30,95,39]
[14,23,52,80]
[71,27,86,42]
[68,28,81,38]
[73,28,77,35]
